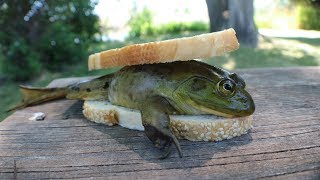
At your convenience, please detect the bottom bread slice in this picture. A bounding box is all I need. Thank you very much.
[83,100,253,141]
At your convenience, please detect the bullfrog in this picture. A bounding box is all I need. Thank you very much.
[11,60,255,158]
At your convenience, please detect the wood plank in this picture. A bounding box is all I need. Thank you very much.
[0,67,319,179]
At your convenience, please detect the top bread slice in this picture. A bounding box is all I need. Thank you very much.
[88,28,239,70]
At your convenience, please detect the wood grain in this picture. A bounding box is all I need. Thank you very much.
[1,67,319,179]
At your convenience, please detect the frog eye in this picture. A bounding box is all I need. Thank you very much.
[217,79,236,96]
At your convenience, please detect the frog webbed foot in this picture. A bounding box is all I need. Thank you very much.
[141,97,183,159]
[144,124,174,159]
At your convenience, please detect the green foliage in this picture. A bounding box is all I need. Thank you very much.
[37,23,86,71]
[128,8,155,37]
[1,38,42,80]
[156,21,209,35]
[0,0,100,81]
[297,5,320,30]
[128,8,208,38]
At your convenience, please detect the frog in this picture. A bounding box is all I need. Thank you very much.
[10,60,255,158]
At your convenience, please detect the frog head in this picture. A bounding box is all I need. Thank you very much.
[172,68,255,117]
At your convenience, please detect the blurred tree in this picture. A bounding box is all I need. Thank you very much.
[206,0,258,48]
[228,0,258,48]
[128,7,209,38]
[205,0,228,32]
[292,0,320,6]
[128,7,154,38]
[293,0,320,30]
[0,0,100,81]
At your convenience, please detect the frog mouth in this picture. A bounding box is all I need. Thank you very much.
[192,104,235,118]
[187,94,235,118]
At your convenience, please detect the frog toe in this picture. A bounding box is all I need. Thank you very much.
[158,143,172,159]
[144,124,183,158]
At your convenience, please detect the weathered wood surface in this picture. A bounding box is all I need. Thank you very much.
[1,67,319,179]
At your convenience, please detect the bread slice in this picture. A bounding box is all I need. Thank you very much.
[83,101,253,142]
[88,28,239,70]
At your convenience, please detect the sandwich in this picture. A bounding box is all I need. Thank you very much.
[12,28,254,158]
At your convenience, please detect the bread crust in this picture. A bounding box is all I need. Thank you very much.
[88,28,239,70]
[83,101,253,142]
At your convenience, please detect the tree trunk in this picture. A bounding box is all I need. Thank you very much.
[206,0,258,48]
[228,0,258,48]
[205,0,228,32]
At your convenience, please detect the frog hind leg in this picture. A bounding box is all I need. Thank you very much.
[141,97,183,159]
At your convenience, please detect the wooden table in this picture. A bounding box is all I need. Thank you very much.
[1,67,319,179]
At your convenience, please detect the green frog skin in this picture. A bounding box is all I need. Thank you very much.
[11,60,255,158]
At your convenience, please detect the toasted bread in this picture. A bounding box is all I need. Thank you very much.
[88,28,239,70]
[83,101,253,141]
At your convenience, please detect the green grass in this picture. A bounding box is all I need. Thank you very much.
[0,82,21,120]
[205,36,320,70]
[1,34,320,121]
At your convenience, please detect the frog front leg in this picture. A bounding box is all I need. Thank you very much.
[140,96,183,159]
